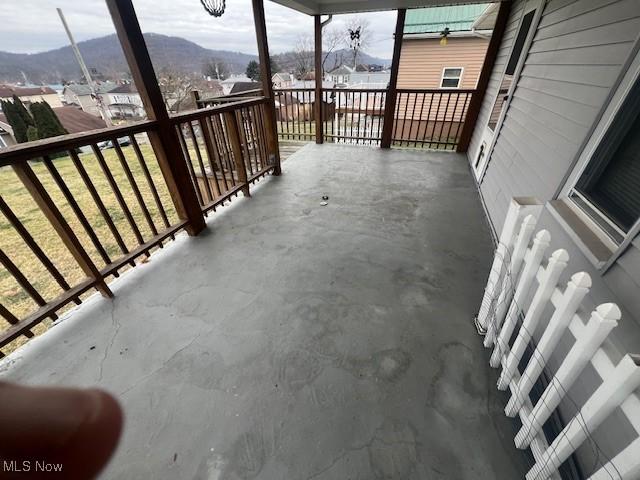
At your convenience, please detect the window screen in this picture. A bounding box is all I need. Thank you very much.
[575,86,640,232]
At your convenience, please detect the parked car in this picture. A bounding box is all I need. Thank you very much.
[97,137,132,150]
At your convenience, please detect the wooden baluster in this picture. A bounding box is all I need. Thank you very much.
[0,248,53,319]
[92,144,148,256]
[0,195,77,293]
[187,122,215,202]
[112,140,158,237]
[0,303,33,337]
[12,162,112,298]
[484,214,537,348]
[129,135,172,234]
[515,303,620,450]
[505,272,592,417]
[490,229,550,367]
[43,155,112,265]
[497,248,570,391]
[526,352,640,480]
[176,125,205,207]
[68,149,132,268]
[224,111,250,197]
[203,116,226,196]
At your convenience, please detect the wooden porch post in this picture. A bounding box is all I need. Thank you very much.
[456,1,511,153]
[106,0,205,235]
[314,15,323,144]
[251,0,282,175]
[380,9,406,149]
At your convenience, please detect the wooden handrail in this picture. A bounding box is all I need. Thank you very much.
[397,88,477,94]
[323,87,388,93]
[0,120,157,167]
[199,88,263,102]
[170,97,267,123]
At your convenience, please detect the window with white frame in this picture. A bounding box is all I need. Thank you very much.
[568,75,640,244]
[441,68,463,88]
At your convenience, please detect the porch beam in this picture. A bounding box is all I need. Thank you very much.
[106,0,206,235]
[314,15,323,144]
[251,0,282,175]
[456,1,511,153]
[380,9,406,149]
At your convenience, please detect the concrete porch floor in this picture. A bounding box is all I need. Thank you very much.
[0,144,530,479]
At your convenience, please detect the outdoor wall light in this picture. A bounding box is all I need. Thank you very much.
[440,27,450,46]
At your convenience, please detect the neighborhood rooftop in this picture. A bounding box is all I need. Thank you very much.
[403,4,491,34]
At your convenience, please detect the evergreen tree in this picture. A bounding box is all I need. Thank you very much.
[12,94,34,129]
[26,125,39,142]
[29,102,67,139]
[42,102,67,134]
[1,100,29,143]
[246,60,260,82]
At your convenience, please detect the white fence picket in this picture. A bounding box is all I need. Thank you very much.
[588,436,640,480]
[484,214,537,349]
[504,272,592,417]
[526,354,640,480]
[489,229,551,368]
[476,200,640,479]
[514,303,620,449]
[497,249,569,391]
[476,198,543,333]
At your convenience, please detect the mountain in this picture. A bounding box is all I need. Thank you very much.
[0,33,258,84]
[0,34,391,84]
[273,48,390,75]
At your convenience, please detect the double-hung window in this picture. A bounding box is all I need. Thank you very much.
[441,68,463,88]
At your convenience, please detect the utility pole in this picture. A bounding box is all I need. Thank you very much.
[57,7,112,126]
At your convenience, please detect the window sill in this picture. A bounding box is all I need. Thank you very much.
[547,199,616,271]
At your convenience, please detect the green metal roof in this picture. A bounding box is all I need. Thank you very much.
[404,4,490,34]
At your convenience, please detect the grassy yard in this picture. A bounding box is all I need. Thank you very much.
[0,141,180,352]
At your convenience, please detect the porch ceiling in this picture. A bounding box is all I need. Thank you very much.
[268,0,505,16]
[0,144,529,479]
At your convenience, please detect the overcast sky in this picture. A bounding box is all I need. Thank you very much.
[0,0,396,58]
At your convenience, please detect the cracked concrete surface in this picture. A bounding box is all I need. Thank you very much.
[0,144,530,479]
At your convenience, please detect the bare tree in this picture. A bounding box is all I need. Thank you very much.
[203,58,230,80]
[344,17,371,68]
[322,27,344,75]
[157,67,200,113]
[292,34,314,79]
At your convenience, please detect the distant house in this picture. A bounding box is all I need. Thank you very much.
[326,65,354,86]
[0,106,106,149]
[272,72,294,88]
[229,82,262,95]
[398,4,492,90]
[395,4,493,142]
[219,75,255,95]
[61,82,116,117]
[105,83,144,120]
[0,84,62,109]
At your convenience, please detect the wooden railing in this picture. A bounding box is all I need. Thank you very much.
[171,97,274,213]
[272,87,474,149]
[193,88,263,108]
[0,97,275,355]
[392,89,474,150]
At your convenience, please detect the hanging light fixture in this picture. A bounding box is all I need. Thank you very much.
[200,0,226,17]
[439,27,450,46]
